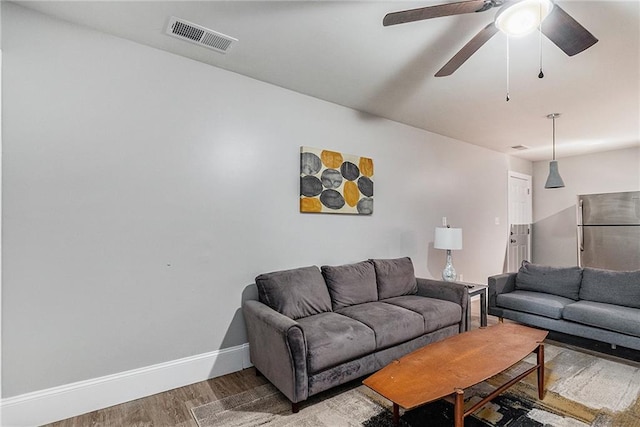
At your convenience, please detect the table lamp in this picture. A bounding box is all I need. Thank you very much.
[434,226,463,282]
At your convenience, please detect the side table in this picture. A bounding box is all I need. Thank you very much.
[457,282,488,329]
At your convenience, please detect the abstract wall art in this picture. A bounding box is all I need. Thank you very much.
[300,146,374,215]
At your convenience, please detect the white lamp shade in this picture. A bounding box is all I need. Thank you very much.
[434,227,463,250]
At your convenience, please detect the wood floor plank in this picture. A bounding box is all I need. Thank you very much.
[41,367,264,427]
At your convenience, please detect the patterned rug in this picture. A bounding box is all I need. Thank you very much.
[191,343,640,426]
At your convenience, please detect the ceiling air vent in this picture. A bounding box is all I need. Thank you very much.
[166,17,237,54]
[511,145,530,150]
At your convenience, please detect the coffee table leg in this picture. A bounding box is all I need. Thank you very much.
[393,403,399,426]
[454,389,464,427]
[536,343,545,400]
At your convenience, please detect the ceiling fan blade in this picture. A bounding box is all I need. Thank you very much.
[435,22,498,76]
[541,5,598,56]
[384,0,491,27]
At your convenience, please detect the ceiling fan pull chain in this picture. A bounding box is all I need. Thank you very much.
[506,36,510,101]
[538,2,544,78]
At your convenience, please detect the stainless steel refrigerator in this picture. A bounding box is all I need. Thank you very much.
[577,191,640,271]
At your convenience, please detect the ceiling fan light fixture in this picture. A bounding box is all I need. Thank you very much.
[495,0,553,37]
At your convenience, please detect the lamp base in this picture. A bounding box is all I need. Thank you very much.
[442,250,457,282]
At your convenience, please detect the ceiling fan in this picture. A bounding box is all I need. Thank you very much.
[383,0,598,77]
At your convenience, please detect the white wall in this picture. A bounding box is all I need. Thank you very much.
[2,2,528,401]
[532,146,640,266]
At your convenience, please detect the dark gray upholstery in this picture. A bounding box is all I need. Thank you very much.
[256,265,332,319]
[307,325,459,397]
[563,301,640,337]
[488,273,516,311]
[336,302,424,349]
[579,268,640,309]
[416,277,469,332]
[496,290,574,319]
[515,261,582,300]
[244,257,466,408]
[488,307,640,351]
[372,257,418,299]
[371,324,459,369]
[242,300,308,403]
[489,266,640,351]
[321,260,377,310]
[307,353,378,397]
[297,312,375,373]
[383,295,462,333]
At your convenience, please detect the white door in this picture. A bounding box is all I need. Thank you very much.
[508,172,532,272]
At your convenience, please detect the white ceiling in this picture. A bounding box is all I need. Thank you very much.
[14,0,640,161]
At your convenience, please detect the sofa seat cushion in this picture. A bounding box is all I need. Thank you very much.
[515,261,582,300]
[496,290,575,319]
[297,312,376,374]
[321,260,378,310]
[336,302,424,350]
[256,266,332,320]
[579,268,640,309]
[371,257,418,300]
[382,296,462,333]
[562,301,640,337]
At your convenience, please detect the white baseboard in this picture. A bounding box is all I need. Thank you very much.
[1,343,251,427]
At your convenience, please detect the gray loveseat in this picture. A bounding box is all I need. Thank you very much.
[489,261,640,351]
[243,257,468,411]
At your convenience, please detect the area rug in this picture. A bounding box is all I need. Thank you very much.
[191,343,640,427]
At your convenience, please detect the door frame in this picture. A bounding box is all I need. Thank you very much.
[507,171,532,271]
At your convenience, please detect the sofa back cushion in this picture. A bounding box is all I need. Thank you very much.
[321,260,378,310]
[255,266,332,319]
[515,261,582,300]
[372,257,418,300]
[579,267,640,309]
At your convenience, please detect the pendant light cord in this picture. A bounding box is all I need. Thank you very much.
[552,115,556,160]
[506,36,510,101]
[538,2,544,78]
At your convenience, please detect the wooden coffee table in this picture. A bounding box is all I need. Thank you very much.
[363,323,548,426]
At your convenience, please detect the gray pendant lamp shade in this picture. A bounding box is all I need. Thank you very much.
[545,160,565,188]
[544,113,565,189]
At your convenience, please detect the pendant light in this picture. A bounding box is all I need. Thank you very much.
[544,113,565,189]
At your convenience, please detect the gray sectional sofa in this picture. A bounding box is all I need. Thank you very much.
[489,261,640,351]
[243,257,468,411]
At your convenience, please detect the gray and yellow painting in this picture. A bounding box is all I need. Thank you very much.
[300,146,373,215]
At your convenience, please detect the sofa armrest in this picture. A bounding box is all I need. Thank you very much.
[416,278,468,332]
[488,272,517,314]
[242,300,308,403]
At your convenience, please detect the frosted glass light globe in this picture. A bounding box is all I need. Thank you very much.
[495,0,553,37]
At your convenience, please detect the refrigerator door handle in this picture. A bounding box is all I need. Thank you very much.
[579,227,584,252]
[578,199,584,252]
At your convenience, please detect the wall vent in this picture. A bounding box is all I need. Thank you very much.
[166,17,237,54]
[511,145,530,150]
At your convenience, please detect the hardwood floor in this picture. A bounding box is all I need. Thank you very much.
[43,369,270,427]
[43,300,486,427]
